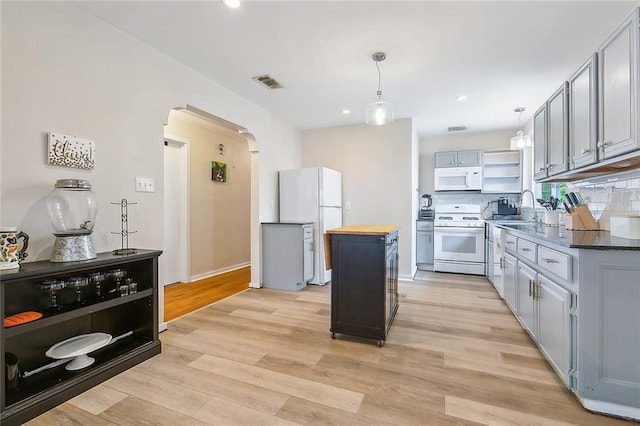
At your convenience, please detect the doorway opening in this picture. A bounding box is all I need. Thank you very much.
[162,106,258,323]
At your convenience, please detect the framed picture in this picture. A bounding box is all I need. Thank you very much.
[211,161,227,182]
[48,133,95,170]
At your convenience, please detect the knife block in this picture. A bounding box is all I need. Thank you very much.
[565,205,599,230]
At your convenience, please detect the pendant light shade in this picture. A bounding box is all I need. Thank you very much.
[510,107,532,150]
[365,52,394,126]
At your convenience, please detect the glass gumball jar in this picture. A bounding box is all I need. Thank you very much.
[47,179,98,262]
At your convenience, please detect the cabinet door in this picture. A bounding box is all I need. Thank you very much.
[570,54,599,169]
[537,274,572,385]
[503,253,518,312]
[598,10,639,159]
[533,104,548,181]
[435,151,457,168]
[516,262,537,336]
[547,83,569,176]
[416,231,433,264]
[457,150,481,166]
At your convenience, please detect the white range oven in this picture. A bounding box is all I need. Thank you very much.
[433,204,485,275]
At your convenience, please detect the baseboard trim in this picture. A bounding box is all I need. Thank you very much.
[190,262,250,282]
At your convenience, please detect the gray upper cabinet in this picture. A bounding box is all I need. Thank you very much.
[533,104,548,180]
[547,83,570,176]
[570,54,599,169]
[457,150,482,166]
[434,150,481,168]
[598,8,639,159]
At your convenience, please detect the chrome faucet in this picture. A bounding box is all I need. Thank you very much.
[521,189,538,223]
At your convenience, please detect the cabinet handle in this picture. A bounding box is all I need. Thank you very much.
[499,257,504,269]
[521,247,532,252]
[459,160,464,165]
[528,279,533,297]
[450,161,455,165]
[506,241,514,245]
[534,283,541,299]
[541,257,559,264]
[581,148,590,154]
[538,167,545,172]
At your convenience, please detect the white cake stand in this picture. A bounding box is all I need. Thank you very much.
[45,332,112,370]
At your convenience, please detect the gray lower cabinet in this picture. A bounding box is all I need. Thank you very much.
[262,222,313,291]
[503,252,517,312]
[598,8,639,159]
[516,261,537,336]
[499,226,640,420]
[578,250,640,416]
[536,274,572,386]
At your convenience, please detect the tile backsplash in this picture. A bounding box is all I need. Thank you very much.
[429,168,640,229]
[568,169,640,230]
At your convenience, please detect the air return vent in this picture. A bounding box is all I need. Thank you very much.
[252,74,283,89]
[448,126,466,132]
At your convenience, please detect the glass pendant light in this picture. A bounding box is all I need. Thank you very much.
[510,107,532,150]
[366,52,394,125]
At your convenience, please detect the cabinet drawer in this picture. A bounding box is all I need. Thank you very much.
[517,238,537,263]
[537,245,572,282]
[504,234,517,253]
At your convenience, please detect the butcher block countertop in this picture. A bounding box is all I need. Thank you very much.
[325,224,399,235]
[324,225,399,270]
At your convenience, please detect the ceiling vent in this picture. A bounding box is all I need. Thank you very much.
[252,74,283,90]
[448,126,466,132]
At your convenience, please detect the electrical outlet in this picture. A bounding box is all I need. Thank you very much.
[135,177,155,193]
[345,202,351,210]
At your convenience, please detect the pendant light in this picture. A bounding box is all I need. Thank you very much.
[510,107,532,150]
[365,52,394,126]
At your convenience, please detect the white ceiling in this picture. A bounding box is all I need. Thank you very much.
[73,1,638,139]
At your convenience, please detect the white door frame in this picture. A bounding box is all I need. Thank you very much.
[163,133,190,286]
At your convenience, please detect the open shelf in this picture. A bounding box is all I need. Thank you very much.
[1,250,161,426]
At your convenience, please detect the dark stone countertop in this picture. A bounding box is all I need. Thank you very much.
[494,222,640,251]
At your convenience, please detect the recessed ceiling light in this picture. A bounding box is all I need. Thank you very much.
[456,95,467,101]
[341,109,350,115]
[223,0,240,8]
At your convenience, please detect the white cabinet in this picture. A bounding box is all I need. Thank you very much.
[598,8,639,159]
[569,54,599,169]
[482,149,522,193]
[434,150,481,168]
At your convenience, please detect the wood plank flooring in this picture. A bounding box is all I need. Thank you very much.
[28,271,636,425]
[164,267,251,321]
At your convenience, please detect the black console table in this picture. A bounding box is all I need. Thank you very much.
[0,249,162,425]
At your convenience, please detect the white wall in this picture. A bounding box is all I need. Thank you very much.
[419,129,516,195]
[0,2,301,316]
[301,119,415,279]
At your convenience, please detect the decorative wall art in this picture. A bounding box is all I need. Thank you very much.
[211,161,227,182]
[48,133,95,170]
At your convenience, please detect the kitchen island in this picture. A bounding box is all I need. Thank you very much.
[325,225,399,347]
[492,222,640,421]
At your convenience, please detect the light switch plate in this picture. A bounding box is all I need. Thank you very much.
[135,177,155,193]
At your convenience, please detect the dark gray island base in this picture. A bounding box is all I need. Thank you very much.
[325,225,399,347]
[0,249,162,425]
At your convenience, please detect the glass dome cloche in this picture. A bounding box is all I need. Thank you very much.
[47,179,98,262]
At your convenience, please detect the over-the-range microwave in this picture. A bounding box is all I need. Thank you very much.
[434,166,482,191]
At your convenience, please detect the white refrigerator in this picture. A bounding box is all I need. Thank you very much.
[279,167,342,285]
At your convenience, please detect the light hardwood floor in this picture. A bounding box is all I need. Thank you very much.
[28,271,635,425]
[164,267,251,321]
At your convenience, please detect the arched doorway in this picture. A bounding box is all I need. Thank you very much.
[161,106,258,324]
